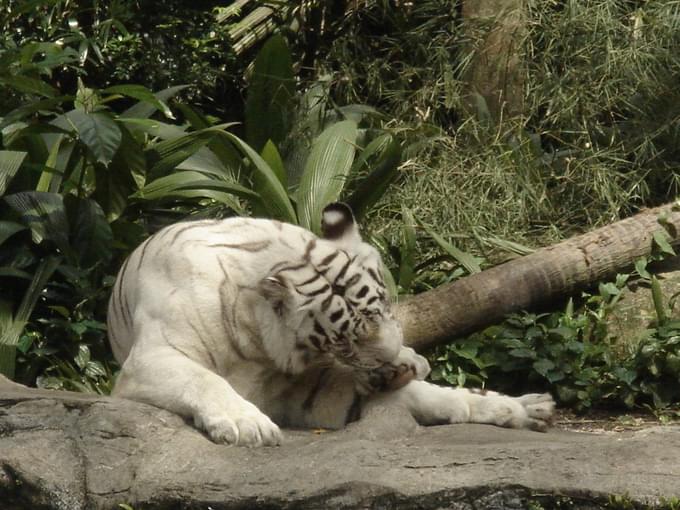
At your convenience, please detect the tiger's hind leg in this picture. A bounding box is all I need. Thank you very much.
[365,380,555,431]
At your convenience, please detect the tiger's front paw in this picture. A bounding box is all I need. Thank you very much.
[196,406,282,447]
[392,346,430,383]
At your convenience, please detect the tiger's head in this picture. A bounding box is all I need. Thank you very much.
[259,203,404,372]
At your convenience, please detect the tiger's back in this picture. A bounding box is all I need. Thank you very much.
[107,217,320,364]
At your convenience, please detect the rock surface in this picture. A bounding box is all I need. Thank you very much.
[2,377,680,509]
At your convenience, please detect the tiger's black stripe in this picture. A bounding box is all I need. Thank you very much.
[303,239,317,261]
[299,283,331,297]
[136,237,154,271]
[366,267,383,286]
[206,240,271,252]
[318,250,340,267]
[344,391,363,425]
[302,368,330,410]
[185,318,220,370]
[115,257,133,331]
[334,254,353,284]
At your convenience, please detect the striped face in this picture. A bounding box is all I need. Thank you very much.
[260,203,402,370]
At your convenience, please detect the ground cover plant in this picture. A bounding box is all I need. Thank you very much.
[1,0,679,418]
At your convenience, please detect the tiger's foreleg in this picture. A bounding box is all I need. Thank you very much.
[365,381,555,431]
[113,331,281,446]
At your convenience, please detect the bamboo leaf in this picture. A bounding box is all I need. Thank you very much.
[422,223,482,274]
[297,120,358,233]
[0,150,27,196]
[398,207,416,291]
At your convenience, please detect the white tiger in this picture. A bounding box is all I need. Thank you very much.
[108,202,554,446]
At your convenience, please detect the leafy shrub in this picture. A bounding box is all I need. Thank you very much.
[0,31,407,391]
[0,0,239,117]
[430,269,680,412]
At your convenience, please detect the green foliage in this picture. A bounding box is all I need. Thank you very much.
[0,29,406,390]
[430,269,680,412]
[305,0,680,266]
[0,0,239,117]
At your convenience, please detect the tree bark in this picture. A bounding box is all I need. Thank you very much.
[397,202,680,352]
[462,0,526,120]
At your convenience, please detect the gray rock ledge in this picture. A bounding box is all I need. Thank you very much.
[1,376,679,509]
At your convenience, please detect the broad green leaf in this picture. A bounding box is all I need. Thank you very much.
[0,96,71,130]
[0,221,26,246]
[251,142,285,231]
[145,123,238,177]
[221,132,297,223]
[176,147,235,180]
[245,34,295,152]
[95,124,146,221]
[0,267,32,279]
[0,150,27,195]
[422,223,482,274]
[104,84,174,119]
[297,120,358,233]
[135,171,255,200]
[75,78,100,113]
[36,134,63,192]
[64,196,114,267]
[157,189,244,213]
[0,74,58,97]
[651,275,667,324]
[260,140,287,188]
[173,103,242,177]
[653,230,676,257]
[3,191,72,260]
[66,109,122,165]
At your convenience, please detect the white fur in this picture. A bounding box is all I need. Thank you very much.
[109,215,555,447]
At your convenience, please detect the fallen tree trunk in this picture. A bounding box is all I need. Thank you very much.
[397,202,680,352]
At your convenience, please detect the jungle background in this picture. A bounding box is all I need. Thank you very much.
[1,0,679,418]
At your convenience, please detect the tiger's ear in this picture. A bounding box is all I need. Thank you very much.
[321,202,362,247]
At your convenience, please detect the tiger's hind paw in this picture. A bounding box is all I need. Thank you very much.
[515,392,555,432]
